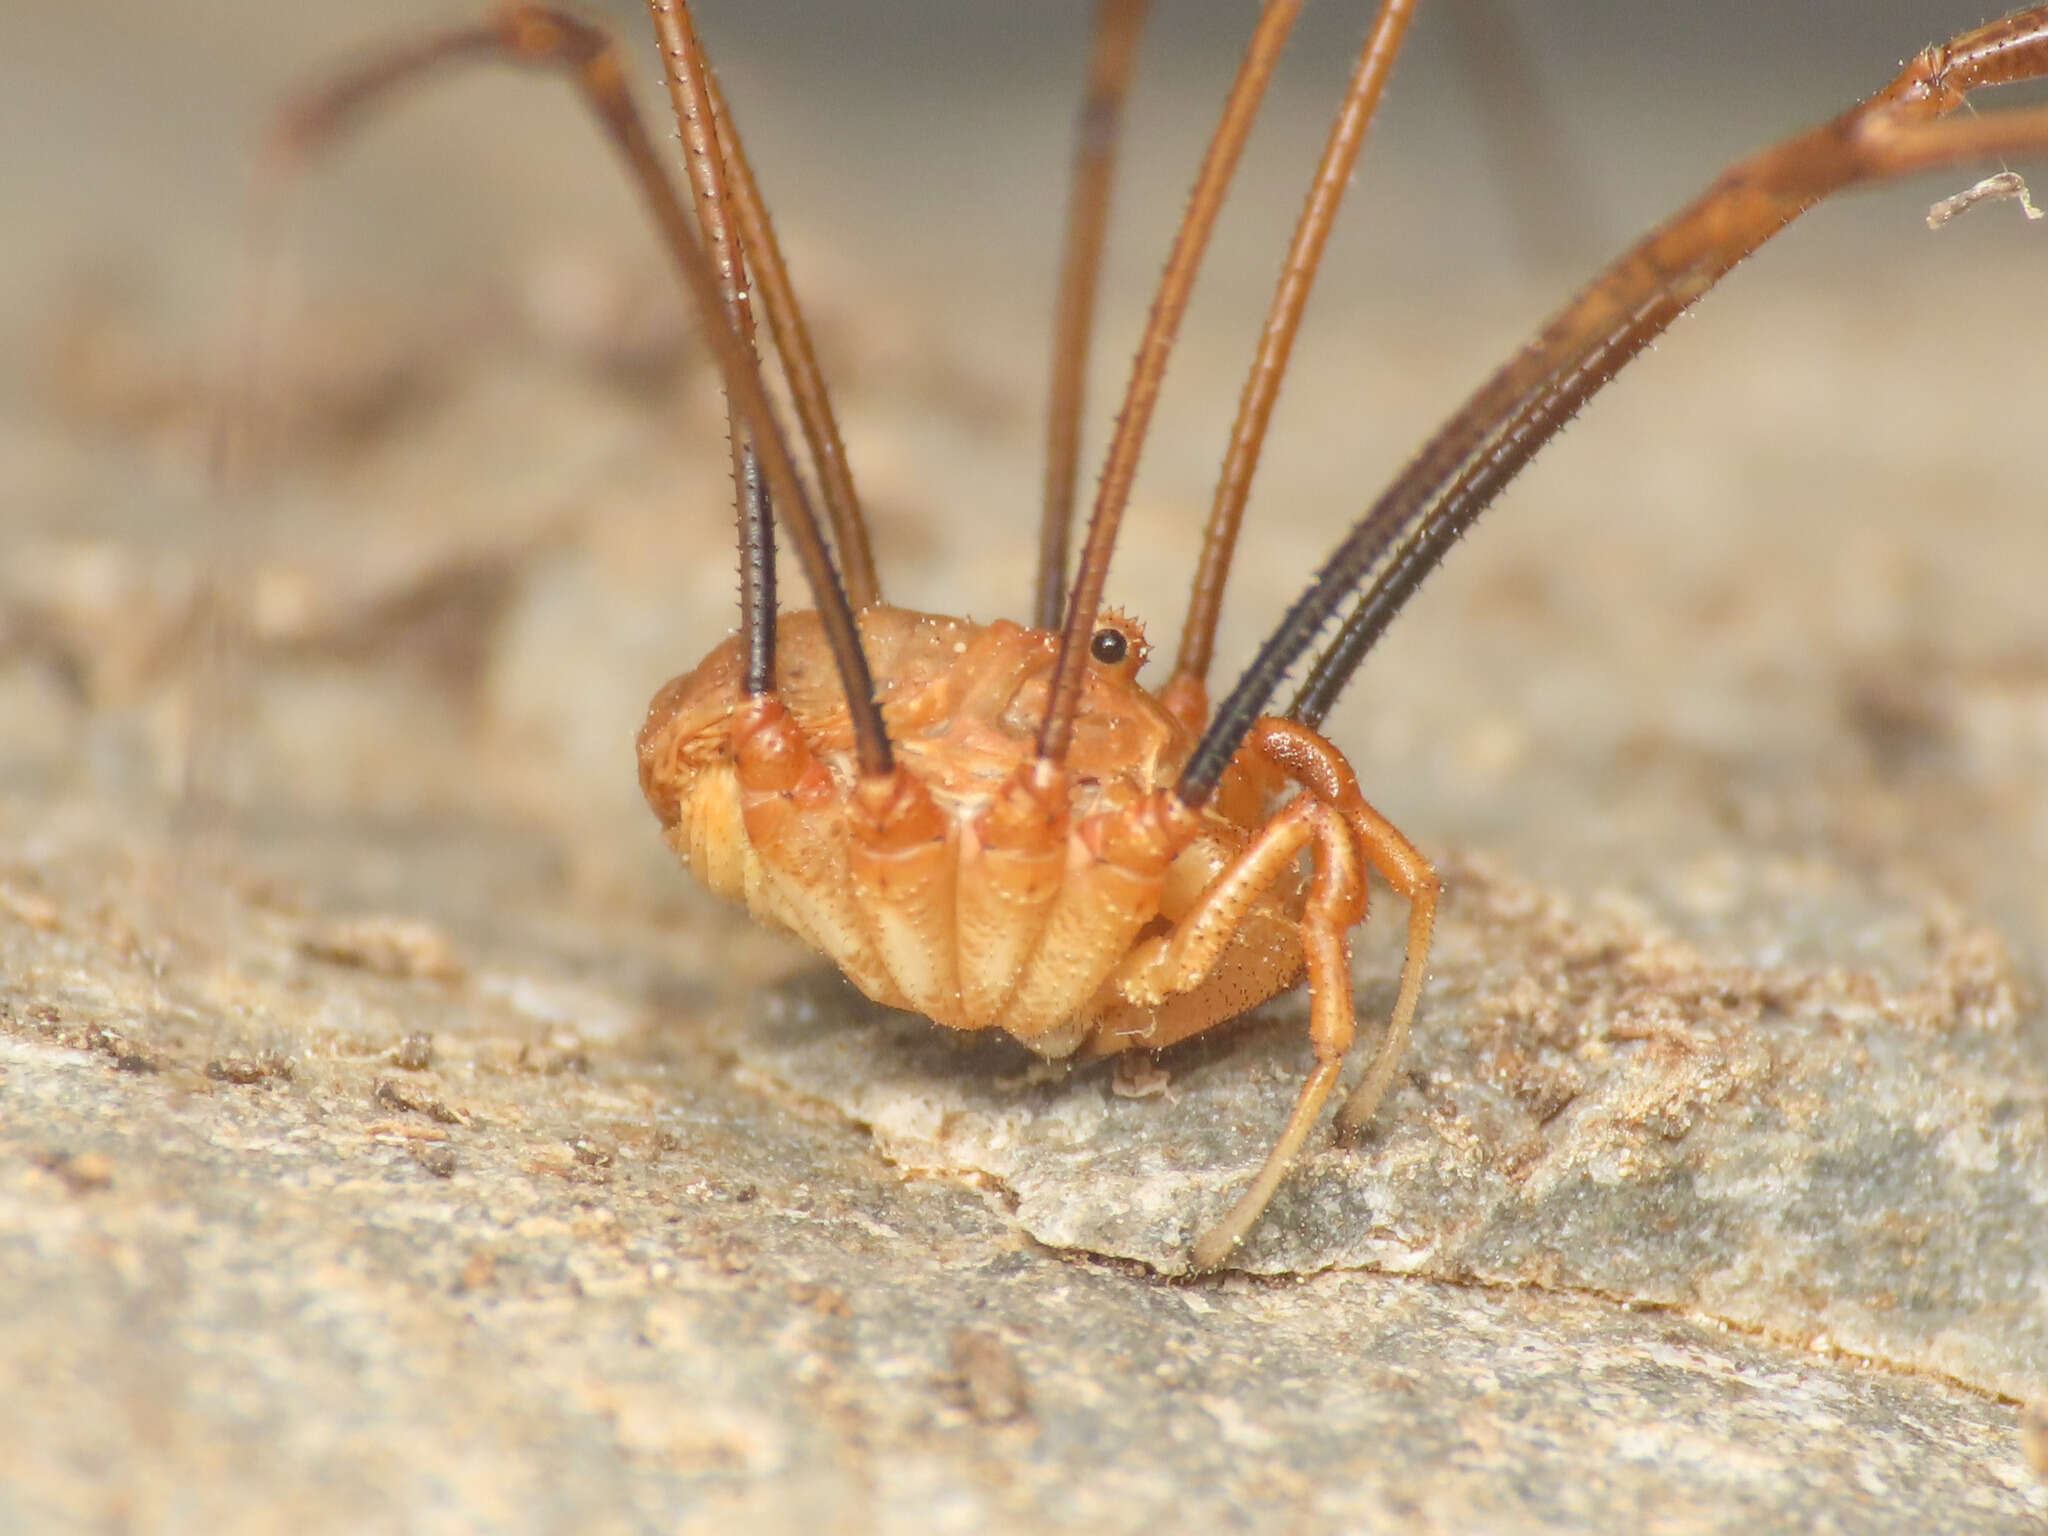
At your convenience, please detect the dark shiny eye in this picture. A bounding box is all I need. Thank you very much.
[1090,627,1129,665]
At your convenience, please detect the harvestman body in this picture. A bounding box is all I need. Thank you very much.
[248,2,2048,1268]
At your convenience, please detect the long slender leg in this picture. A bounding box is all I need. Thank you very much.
[1331,795,1437,1139]
[703,69,879,613]
[1185,776,1434,1271]
[1034,0,1151,633]
[1182,6,2048,792]
[1035,0,1301,764]
[1284,18,2048,731]
[1164,0,1419,725]
[1114,797,1353,1015]
[1094,718,1434,1269]
[645,0,775,696]
[245,3,894,776]
[1178,736,1371,1272]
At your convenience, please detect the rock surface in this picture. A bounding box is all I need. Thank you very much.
[748,850,2048,1407]
[4,0,2047,1529]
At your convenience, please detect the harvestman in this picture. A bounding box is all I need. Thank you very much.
[241,2,2048,1268]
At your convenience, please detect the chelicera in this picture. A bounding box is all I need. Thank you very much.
[248,1,2048,1268]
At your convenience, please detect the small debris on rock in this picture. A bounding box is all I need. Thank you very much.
[1111,1054,1173,1100]
[205,1053,295,1086]
[524,1031,590,1076]
[365,1120,449,1143]
[944,1328,1031,1425]
[456,1250,498,1293]
[302,915,466,983]
[31,1149,114,1194]
[410,1142,458,1179]
[0,882,59,930]
[68,1024,161,1074]
[373,1077,468,1125]
[787,1281,852,1318]
[388,1033,435,1071]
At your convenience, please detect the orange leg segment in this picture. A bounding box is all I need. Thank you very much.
[1160,719,1435,1271]
[1333,794,1437,1141]
[731,698,900,1008]
[1002,792,1187,1054]
[956,760,1071,1030]
[847,767,961,1022]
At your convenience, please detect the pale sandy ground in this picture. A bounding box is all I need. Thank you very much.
[4,2,2048,1530]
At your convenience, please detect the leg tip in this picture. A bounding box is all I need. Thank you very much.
[1188,1226,1240,1274]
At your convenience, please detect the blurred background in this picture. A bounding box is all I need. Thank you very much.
[2,0,2044,963]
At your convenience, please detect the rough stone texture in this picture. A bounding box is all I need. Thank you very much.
[747,850,2048,1405]
[4,807,2044,1533]
[5,0,2047,1530]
